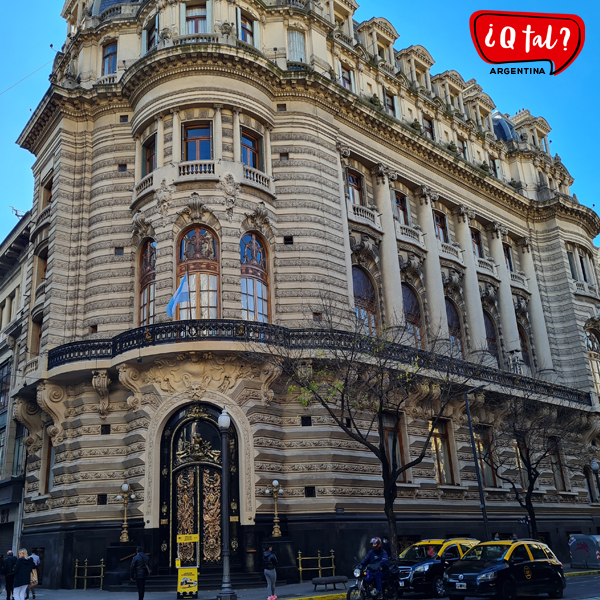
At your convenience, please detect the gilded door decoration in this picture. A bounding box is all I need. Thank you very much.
[202,469,222,562]
[159,403,241,572]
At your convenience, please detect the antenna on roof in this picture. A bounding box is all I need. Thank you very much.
[10,207,26,218]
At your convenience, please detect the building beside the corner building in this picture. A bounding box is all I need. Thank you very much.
[6,0,600,588]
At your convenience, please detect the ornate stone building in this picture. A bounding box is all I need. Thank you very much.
[6,0,600,588]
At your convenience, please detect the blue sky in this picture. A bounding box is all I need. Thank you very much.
[0,1,597,242]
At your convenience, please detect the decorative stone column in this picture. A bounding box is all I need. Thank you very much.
[416,186,449,341]
[425,69,432,93]
[328,1,335,23]
[213,105,223,161]
[409,56,417,85]
[444,82,451,107]
[2,297,12,328]
[172,109,181,163]
[455,206,491,362]
[372,164,403,325]
[371,31,378,60]
[134,136,142,182]
[156,115,164,169]
[488,223,521,356]
[475,104,482,129]
[337,142,356,309]
[233,108,241,163]
[519,238,555,377]
[264,126,272,177]
[458,93,465,116]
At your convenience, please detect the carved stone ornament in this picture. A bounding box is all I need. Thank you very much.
[374,163,399,184]
[218,173,240,221]
[156,179,175,219]
[15,397,44,455]
[132,210,152,244]
[118,364,143,411]
[92,370,112,418]
[336,141,351,159]
[457,204,475,223]
[480,282,498,309]
[519,236,531,253]
[491,221,508,239]
[419,185,439,205]
[399,252,423,279]
[443,268,463,295]
[259,364,282,405]
[37,383,67,446]
[180,192,206,221]
[514,295,529,320]
[244,203,271,230]
[350,234,379,265]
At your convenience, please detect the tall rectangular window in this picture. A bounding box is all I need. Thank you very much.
[433,211,448,243]
[384,91,395,116]
[287,29,305,62]
[580,254,589,283]
[503,243,514,272]
[144,136,156,176]
[147,22,158,51]
[475,428,496,487]
[241,130,260,170]
[457,138,469,160]
[550,445,566,491]
[489,157,498,177]
[395,192,409,225]
[240,15,254,44]
[102,42,117,75]
[187,5,207,33]
[423,117,435,141]
[12,423,25,477]
[178,273,219,319]
[0,429,5,477]
[184,124,212,161]
[348,170,363,206]
[471,228,483,258]
[384,421,406,482]
[0,361,10,410]
[515,441,530,489]
[430,421,454,484]
[341,65,352,90]
[567,251,578,280]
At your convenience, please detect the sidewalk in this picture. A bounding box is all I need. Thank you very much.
[25,581,347,600]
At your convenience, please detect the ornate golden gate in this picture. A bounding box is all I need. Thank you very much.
[159,404,240,571]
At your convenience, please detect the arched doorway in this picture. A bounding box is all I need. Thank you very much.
[159,403,240,573]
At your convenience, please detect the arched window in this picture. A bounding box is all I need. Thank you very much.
[402,284,422,348]
[445,299,463,358]
[140,239,157,326]
[518,325,531,368]
[177,226,219,319]
[483,312,499,364]
[240,233,268,323]
[586,329,600,394]
[353,266,378,335]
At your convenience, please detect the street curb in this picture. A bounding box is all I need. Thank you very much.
[287,594,346,600]
[565,569,600,578]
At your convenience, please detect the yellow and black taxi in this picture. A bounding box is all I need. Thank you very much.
[443,539,566,600]
[395,538,479,598]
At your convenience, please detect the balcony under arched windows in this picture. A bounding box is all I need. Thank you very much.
[177,225,219,319]
[139,239,157,326]
[240,233,269,323]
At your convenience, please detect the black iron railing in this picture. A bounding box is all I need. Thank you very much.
[47,319,592,405]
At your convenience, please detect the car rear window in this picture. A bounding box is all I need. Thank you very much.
[528,544,547,560]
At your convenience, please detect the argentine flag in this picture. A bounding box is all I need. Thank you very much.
[166,274,190,317]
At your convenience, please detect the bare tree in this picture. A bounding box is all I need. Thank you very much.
[481,395,580,539]
[243,302,482,558]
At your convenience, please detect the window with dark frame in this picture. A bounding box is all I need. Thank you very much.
[457,138,468,160]
[102,42,117,75]
[301,416,312,427]
[240,233,269,323]
[277,104,287,112]
[385,91,395,116]
[567,251,578,280]
[147,22,158,51]
[341,65,352,90]
[550,443,566,492]
[279,152,289,161]
[433,211,448,243]
[430,421,454,485]
[384,420,406,482]
[240,15,254,44]
[97,494,108,505]
[483,312,499,364]
[489,157,498,177]
[186,5,207,34]
[140,240,157,326]
[120,115,129,123]
[402,284,422,349]
[12,423,25,477]
[580,253,590,283]
[348,170,363,206]
[514,440,529,489]
[474,427,496,487]
[184,124,212,161]
[144,136,156,176]
[118,164,127,172]
[0,360,11,410]
[471,228,483,258]
[241,130,260,170]
[445,298,463,358]
[304,486,316,497]
[353,266,378,335]
[519,326,531,368]
[422,117,435,140]
[503,243,514,272]
[586,329,600,394]
[395,192,409,225]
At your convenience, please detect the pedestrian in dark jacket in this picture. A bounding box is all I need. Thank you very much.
[12,550,34,600]
[3,551,17,600]
[130,546,150,600]
[263,545,278,599]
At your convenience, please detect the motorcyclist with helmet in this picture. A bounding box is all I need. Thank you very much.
[360,537,389,598]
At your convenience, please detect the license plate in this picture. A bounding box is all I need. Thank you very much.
[398,582,404,587]
[456,583,467,589]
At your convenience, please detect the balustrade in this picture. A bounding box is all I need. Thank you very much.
[178,161,215,177]
[243,165,271,189]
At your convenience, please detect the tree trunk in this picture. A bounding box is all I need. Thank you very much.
[525,498,537,539]
[383,477,398,559]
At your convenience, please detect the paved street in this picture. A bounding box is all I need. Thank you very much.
[16,574,600,600]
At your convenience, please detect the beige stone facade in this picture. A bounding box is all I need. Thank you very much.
[5,0,600,588]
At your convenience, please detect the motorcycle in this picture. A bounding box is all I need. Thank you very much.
[347,561,402,600]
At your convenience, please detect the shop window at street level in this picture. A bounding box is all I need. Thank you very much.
[102,42,117,75]
[177,226,219,319]
[353,266,378,335]
[240,233,269,323]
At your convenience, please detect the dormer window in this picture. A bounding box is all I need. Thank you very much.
[102,43,117,76]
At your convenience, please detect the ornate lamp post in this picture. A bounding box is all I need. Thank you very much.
[265,480,284,538]
[116,483,136,543]
[217,409,237,600]
[591,459,600,502]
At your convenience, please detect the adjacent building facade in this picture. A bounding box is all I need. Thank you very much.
[5,0,600,588]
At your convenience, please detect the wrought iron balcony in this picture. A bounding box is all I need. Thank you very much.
[46,319,592,405]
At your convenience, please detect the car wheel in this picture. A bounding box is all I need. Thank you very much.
[547,578,564,599]
[347,586,362,600]
[432,576,446,598]
[501,580,517,600]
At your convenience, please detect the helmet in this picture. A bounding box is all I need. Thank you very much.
[370,537,382,548]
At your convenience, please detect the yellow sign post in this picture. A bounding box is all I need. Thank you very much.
[176,534,200,599]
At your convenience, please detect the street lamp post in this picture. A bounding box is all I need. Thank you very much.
[265,481,284,538]
[116,483,136,543]
[464,384,491,542]
[217,409,237,600]
[591,459,600,502]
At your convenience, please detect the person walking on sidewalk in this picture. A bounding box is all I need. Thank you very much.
[12,550,34,600]
[25,551,39,600]
[4,551,17,600]
[130,546,150,600]
[263,544,278,599]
